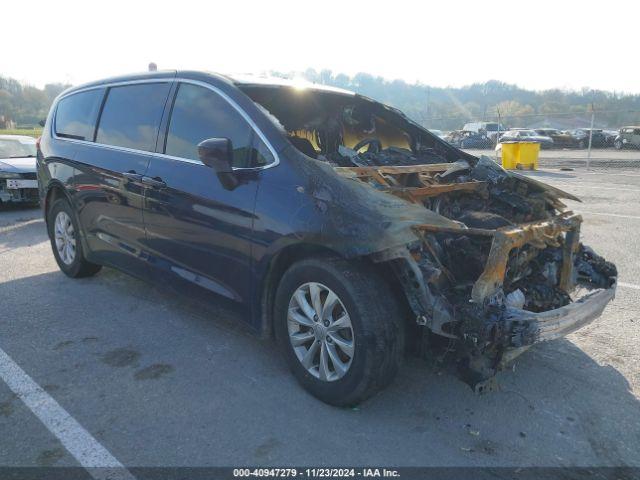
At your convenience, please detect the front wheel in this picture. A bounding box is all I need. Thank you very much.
[614,139,623,150]
[274,256,405,406]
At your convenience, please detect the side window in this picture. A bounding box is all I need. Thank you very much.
[55,89,104,141]
[165,83,274,168]
[96,83,170,152]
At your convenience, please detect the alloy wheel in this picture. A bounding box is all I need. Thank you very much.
[54,211,76,265]
[287,282,355,382]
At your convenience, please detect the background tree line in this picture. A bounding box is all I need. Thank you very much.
[3,70,640,130]
[272,69,640,131]
[0,76,69,127]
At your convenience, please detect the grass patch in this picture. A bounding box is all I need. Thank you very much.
[0,128,43,138]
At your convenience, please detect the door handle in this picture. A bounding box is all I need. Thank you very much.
[122,170,144,181]
[141,176,166,189]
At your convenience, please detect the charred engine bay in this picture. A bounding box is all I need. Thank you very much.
[335,152,614,312]
[334,150,617,391]
[243,83,617,389]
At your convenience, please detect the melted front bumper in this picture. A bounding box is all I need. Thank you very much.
[507,281,616,343]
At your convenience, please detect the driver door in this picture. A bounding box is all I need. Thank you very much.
[142,81,275,306]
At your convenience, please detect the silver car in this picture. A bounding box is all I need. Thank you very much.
[0,135,39,205]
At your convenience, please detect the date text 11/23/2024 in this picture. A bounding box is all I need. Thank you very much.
[233,468,400,478]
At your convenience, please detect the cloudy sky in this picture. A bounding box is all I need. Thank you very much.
[4,0,638,92]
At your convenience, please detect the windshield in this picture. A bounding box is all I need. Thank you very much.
[0,138,37,158]
[241,85,467,167]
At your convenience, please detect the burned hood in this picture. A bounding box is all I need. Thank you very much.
[282,153,579,258]
[284,147,463,257]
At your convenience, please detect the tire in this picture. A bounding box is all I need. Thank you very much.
[47,198,102,278]
[614,139,623,150]
[577,140,586,149]
[274,255,405,406]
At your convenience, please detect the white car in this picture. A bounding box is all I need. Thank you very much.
[0,135,39,205]
[498,129,554,149]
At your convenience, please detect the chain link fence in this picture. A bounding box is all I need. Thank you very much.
[426,110,640,171]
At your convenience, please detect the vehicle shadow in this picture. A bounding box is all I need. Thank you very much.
[1,265,638,468]
[0,202,40,213]
[374,339,640,466]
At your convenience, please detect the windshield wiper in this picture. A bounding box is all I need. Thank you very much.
[8,155,36,158]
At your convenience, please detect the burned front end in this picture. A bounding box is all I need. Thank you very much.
[350,158,617,391]
[239,80,617,391]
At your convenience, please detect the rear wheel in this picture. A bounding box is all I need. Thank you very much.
[48,198,101,278]
[274,256,405,406]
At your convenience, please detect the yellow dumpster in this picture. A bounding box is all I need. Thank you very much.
[500,141,539,170]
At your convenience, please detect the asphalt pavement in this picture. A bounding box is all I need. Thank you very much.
[0,167,639,472]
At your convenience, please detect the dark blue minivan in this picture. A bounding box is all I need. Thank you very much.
[38,71,616,404]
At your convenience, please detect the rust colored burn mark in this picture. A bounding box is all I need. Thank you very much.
[414,213,583,304]
[385,182,487,200]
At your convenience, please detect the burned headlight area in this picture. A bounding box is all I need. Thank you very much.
[375,212,617,392]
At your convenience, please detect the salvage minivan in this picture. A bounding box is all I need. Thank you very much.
[38,71,617,405]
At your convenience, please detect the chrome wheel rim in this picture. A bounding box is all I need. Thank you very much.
[54,211,76,265]
[287,282,355,382]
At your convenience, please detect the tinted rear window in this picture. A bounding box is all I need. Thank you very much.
[96,83,170,152]
[55,89,104,141]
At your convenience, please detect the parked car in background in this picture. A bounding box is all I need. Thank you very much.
[568,128,608,148]
[444,130,493,148]
[534,128,585,148]
[498,129,554,149]
[0,135,39,205]
[463,122,507,143]
[603,130,619,147]
[614,126,640,149]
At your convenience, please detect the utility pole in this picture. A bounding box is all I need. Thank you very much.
[496,106,502,162]
[587,101,595,170]
[425,87,430,127]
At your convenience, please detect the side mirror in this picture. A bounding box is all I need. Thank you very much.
[197,138,238,190]
[38,119,46,127]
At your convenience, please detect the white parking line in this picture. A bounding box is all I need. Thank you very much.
[0,347,134,480]
[0,218,43,234]
[619,282,640,291]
